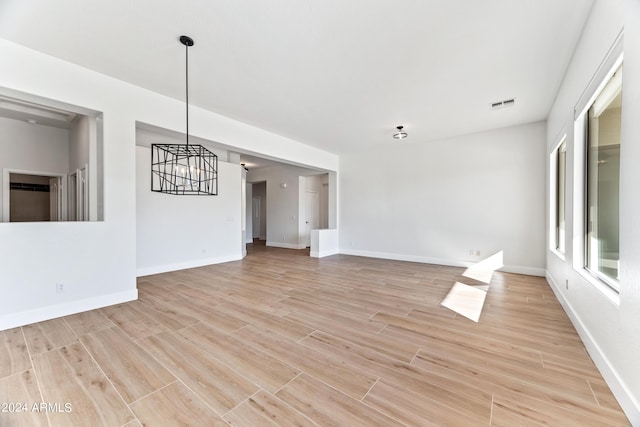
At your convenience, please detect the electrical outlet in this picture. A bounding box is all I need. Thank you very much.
[56,283,64,293]
[469,249,474,256]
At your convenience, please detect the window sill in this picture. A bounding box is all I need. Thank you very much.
[576,268,621,307]
[550,248,566,262]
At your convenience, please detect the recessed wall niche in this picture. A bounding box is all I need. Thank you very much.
[0,89,104,222]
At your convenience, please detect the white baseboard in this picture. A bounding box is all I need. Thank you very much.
[339,248,545,277]
[340,248,470,267]
[137,253,243,277]
[499,264,546,277]
[310,249,340,258]
[266,241,307,250]
[546,273,640,425]
[0,289,138,331]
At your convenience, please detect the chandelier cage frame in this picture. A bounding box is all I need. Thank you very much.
[151,143,218,195]
[151,35,218,196]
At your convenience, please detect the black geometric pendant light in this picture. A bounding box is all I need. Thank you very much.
[151,35,218,195]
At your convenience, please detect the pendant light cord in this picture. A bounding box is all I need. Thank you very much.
[179,35,195,182]
[185,40,189,148]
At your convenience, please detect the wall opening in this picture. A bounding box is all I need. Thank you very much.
[0,89,104,222]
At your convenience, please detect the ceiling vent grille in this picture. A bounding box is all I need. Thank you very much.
[490,98,516,110]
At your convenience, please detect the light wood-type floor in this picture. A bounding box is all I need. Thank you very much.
[1,243,630,426]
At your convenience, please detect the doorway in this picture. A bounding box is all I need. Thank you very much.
[6,172,65,222]
[251,181,267,241]
[252,196,261,239]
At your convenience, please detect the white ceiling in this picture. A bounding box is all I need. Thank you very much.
[0,0,594,155]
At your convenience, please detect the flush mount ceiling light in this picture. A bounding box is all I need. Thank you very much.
[151,35,218,195]
[393,125,408,139]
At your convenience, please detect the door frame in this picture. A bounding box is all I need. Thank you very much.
[2,168,67,222]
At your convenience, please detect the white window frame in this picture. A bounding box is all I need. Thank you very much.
[549,135,567,259]
[573,32,623,298]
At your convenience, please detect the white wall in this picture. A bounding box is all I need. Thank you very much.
[241,168,247,256]
[339,121,546,275]
[248,166,304,249]
[545,0,640,422]
[0,38,339,330]
[0,117,69,221]
[319,174,329,229]
[135,146,242,276]
[245,182,253,244]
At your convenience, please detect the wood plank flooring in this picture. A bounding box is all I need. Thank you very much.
[0,243,630,426]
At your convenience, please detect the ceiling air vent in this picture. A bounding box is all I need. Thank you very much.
[490,98,516,110]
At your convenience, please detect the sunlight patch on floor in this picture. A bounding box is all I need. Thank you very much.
[462,251,504,284]
[461,268,494,284]
[441,251,504,322]
[441,282,487,322]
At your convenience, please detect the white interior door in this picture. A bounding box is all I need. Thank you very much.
[74,166,88,221]
[76,170,84,221]
[68,172,77,221]
[304,191,319,247]
[49,176,63,221]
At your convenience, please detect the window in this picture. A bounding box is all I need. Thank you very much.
[585,63,622,288]
[553,139,567,254]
